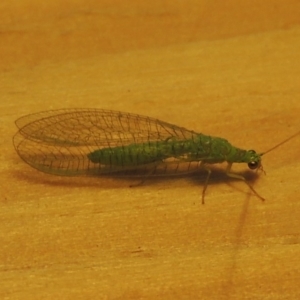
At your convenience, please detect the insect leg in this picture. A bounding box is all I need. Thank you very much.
[199,161,212,205]
[225,163,265,201]
[129,163,160,188]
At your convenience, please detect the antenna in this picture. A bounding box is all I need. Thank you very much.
[261,130,300,156]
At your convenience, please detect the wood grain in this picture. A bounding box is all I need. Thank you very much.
[1,1,300,299]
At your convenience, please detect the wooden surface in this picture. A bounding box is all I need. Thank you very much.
[1,1,300,299]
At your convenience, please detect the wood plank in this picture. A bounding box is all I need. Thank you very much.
[1,1,300,299]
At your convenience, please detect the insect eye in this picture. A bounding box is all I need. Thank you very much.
[248,149,256,154]
[248,161,259,170]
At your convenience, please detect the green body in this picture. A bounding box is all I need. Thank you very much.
[87,134,261,167]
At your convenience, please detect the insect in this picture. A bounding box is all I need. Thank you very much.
[13,108,299,204]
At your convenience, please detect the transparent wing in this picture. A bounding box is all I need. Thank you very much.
[15,108,196,145]
[13,108,202,176]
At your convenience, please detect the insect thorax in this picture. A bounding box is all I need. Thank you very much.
[189,134,261,165]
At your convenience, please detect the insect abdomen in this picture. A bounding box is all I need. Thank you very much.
[87,142,171,166]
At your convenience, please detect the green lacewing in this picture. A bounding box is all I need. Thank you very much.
[13,108,299,204]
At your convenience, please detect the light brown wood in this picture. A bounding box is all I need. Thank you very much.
[1,1,300,299]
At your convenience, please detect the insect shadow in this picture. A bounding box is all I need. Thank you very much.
[12,165,261,200]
